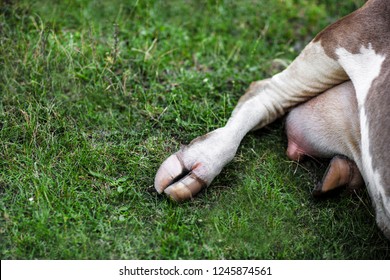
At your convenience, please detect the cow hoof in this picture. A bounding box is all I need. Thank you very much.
[154,153,206,202]
[312,155,364,197]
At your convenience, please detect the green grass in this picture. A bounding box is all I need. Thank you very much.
[1,0,389,260]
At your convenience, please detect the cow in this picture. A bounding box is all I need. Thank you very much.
[154,0,390,239]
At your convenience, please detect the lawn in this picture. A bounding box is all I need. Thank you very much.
[1,0,389,259]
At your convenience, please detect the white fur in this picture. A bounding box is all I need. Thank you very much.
[336,45,385,106]
[336,46,387,200]
[181,42,349,184]
[226,42,348,134]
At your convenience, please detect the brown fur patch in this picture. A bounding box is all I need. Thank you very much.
[365,60,390,195]
[314,0,390,59]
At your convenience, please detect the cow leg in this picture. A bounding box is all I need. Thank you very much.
[312,156,364,197]
[155,40,348,202]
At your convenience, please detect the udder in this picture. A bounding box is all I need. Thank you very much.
[285,81,364,195]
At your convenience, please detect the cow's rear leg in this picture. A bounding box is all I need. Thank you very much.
[312,156,364,197]
[156,36,348,201]
[155,80,272,202]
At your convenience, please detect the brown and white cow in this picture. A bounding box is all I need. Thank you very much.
[154,0,390,239]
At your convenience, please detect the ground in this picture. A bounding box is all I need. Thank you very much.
[1,0,389,259]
